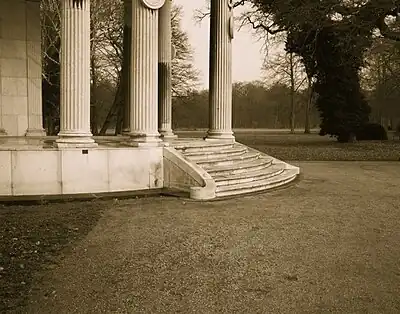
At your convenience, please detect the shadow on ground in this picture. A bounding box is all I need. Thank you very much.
[6,161,398,313]
[0,202,106,312]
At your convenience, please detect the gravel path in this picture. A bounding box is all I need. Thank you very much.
[25,162,400,314]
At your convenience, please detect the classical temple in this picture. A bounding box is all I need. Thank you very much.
[0,0,299,200]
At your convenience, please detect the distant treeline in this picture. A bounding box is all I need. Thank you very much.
[172,82,320,130]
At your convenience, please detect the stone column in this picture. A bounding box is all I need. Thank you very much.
[26,0,46,137]
[158,0,176,139]
[205,0,235,141]
[55,0,97,148]
[122,0,132,135]
[128,0,165,146]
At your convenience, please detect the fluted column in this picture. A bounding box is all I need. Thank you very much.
[26,0,46,137]
[128,0,164,145]
[122,0,132,135]
[55,0,96,148]
[205,0,235,141]
[158,0,176,139]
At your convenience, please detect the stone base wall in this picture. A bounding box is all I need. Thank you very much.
[0,147,164,197]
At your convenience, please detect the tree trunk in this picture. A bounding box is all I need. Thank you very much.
[289,53,295,134]
[274,106,279,129]
[115,101,124,135]
[90,104,98,135]
[99,77,123,135]
[304,78,312,134]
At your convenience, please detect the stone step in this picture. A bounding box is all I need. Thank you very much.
[174,142,234,153]
[195,151,261,167]
[182,145,247,160]
[213,165,285,186]
[215,168,298,197]
[204,157,273,176]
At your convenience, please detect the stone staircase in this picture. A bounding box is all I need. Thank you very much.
[172,140,299,198]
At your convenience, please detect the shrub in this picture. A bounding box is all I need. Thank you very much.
[356,123,388,141]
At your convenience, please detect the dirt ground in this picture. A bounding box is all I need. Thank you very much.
[0,161,398,313]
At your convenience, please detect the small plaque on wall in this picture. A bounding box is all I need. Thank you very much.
[141,0,165,10]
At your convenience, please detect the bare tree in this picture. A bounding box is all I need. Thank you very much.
[362,36,400,128]
[262,50,307,133]
[41,0,123,134]
[41,0,200,135]
[171,4,200,96]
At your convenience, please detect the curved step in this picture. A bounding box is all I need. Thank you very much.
[174,142,234,153]
[183,145,247,160]
[193,151,260,167]
[204,157,273,176]
[214,164,285,186]
[215,168,298,197]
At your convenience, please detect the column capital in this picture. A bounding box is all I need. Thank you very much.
[141,0,165,10]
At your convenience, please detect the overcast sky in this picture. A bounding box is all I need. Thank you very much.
[173,0,266,89]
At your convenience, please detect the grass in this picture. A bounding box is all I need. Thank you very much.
[239,134,400,161]
[19,163,400,312]
[176,130,400,161]
[0,130,399,312]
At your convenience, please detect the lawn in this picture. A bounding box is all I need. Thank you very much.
[20,162,400,313]
[176,130,400,161]
[1,130,399,313]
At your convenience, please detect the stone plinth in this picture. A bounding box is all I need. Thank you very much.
[205,0,235,141]
[55,0,96,148]
[158,0,177,140]
[127,0,164,146]
[0,146,163,198]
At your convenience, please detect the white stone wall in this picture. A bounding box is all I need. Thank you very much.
[0,147,164,197]
[0,0,42,136]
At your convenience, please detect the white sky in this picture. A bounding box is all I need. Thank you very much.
[173,0,266,89]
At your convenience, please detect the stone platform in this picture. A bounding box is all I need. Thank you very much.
[0,136,300,201]
[0,136,163,200]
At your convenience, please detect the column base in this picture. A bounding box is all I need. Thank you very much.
[125,132,163,147]
[204,130,235,142]
[54,134,98,148]
[122,128,131,135]
[0,128,7,136]
[160,131,178,141]
[25,128,46,137]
